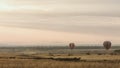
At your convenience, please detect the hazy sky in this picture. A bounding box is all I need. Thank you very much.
[0,0,120,45]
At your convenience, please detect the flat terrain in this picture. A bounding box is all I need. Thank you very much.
[0,53,119,68]
[0,59,119,68]
[0,46,119,68]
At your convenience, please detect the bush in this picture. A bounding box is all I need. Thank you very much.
[114,50,120,53]
[97,53,102,55]
[86,52,91,55]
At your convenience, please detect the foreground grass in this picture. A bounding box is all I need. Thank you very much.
[0,59,119,68]
[0,53,119,68]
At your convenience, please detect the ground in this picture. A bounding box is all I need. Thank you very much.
[0,53,119,68]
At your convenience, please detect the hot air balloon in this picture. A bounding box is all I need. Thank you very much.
[69,43,75,50]
[103,41,112,50]
[69,43,75,56]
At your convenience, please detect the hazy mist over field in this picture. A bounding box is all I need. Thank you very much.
[0,0,120,45]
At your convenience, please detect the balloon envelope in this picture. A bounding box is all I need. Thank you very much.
[103,41,112,50]
[69,43,75,49]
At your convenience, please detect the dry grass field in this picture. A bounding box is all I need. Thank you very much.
[0,46,119,68]
[0,59,119,68]
[0,53,119,68]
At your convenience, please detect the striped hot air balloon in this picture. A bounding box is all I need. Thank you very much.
[69,43,75,49]
[69,43,75,56]
[103,41,112,50]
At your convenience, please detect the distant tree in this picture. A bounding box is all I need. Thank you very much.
[97,53,102,55]
[114,50,120,53]
[48,52,54,56]
[86,52,91,55]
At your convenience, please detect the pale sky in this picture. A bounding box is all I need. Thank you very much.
[0,0,120,45]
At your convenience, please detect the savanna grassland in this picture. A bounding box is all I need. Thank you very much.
[0,59,119,68]
[0,46,119,68]
[0,53,119,68]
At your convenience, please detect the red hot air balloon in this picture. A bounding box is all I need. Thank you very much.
[103,41,112,50]
[69,43,75,49]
